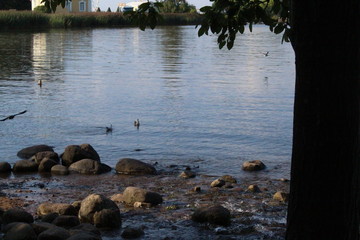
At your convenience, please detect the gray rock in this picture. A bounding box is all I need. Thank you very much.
[3,222,37,240]
[17,145,54,159]
[0,161,11,173]
[122,187,163,206]
[51,165,69,175]
[37,203,77,217]
[121,226,145,239]
[192,205,231,226]
[69,159,111,175]
[242,160,266,171]
[37,226,70,240]
[2,208,34,224]
[52,215,80,229]
[13,160,38,173]
[115,158,157,175]
[247,184,261,193]
[38,158,58,172]
[61,144,100,167]
[34,151,59,165]
[78,194,121,229]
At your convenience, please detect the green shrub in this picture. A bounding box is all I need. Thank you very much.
[33,5,51,13]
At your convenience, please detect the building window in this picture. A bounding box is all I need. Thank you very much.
[79,1,86,12]
[66,0,72,11]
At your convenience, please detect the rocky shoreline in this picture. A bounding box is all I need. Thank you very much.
[0,144,289,239]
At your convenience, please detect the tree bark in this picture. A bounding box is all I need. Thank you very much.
[286,1,360,239]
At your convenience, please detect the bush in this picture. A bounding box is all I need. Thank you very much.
[33,5,51,13]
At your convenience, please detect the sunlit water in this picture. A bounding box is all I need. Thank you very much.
[0,25,295,179]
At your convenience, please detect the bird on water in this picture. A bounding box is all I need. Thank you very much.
[0,110,27,121]
[106,124,113,133]
[38,80,42,87]
[134,119,140,128]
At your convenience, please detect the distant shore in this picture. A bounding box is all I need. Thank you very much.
[0,11,203,30]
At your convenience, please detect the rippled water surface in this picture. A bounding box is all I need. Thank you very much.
[0,26,295,178]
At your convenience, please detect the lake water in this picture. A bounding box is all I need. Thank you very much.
[0,25,295,179]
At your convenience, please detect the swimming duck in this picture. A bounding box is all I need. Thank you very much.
[37,80,42,87]
[106,124,113,133]
[134,119,140,128]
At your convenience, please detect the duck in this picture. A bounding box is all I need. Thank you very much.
[134,119,140,128]
[106,124,113,133]
[37,80,42,87]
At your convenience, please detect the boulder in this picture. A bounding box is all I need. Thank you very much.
[40,213,59,223]
[2,208,34,224]
[61,144,100,167]
[273,191,289,202]
[34,151,59,165]
[3,222,37,240]
[66,232,102,240]
[247,184,261,193]
[115,158,157,175]
[242,160,266,171]
[13,160,38,173]
[38,158,58,172]
[121,226,145,239]
[37,203,77,217]
[31,222,57,235]
[220,175,237,183]
[179,170,196,178]
[69,159,111,175]
[70,223,101,236]
[78,194,121,229]
[122,187,163,206]
[210,179,226,188]
[0,161,12,173]
[17,145,54,159]
[192,205,231,226]
[93,208,121,229]
[52,215,80,229]
[51,165,69,175]
[37,226,70,240]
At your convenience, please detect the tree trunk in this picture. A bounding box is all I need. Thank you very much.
[286,1,360,239]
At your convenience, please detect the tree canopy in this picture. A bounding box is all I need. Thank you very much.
[0,0,31,10]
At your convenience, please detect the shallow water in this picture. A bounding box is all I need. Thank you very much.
[0,25,295,179]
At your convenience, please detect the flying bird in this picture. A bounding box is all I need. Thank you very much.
[0,110,27,121]
[262,51,269,56]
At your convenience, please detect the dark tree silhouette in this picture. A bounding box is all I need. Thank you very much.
[0,0,31,10]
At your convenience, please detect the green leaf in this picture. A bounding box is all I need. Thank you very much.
[239,24,245,34]
[249,22,253,32]
[200,6,212,13]
[227,39,234,50]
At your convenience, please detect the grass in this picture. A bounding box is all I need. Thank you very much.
[0,11,203,29]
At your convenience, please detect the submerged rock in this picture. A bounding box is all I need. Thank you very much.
[37,226,70,240]
[273,191,289,202]
[210,179,226,188]
[121,226,145,239]
[115,158,157,175]
[192,205,231,226]
[242,160,266,171]
[17,145,54,159]
[51,165,69,175]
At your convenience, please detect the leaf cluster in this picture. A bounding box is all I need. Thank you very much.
[125,1,164,30]
[198,0,291,49]
[41,0,67,13]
